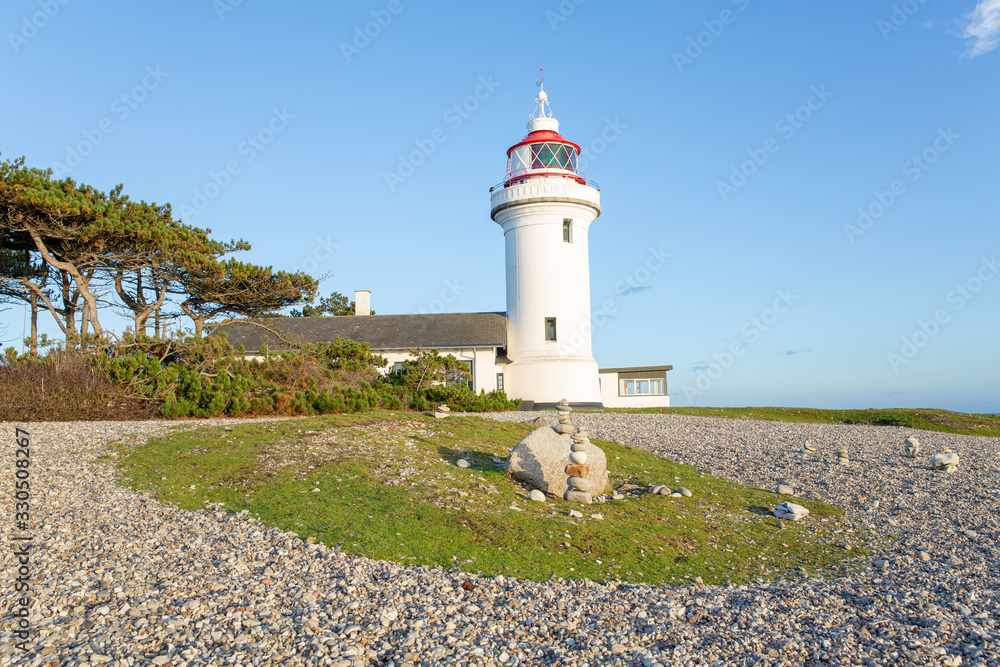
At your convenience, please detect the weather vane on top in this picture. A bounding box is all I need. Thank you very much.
[532,60,552,120]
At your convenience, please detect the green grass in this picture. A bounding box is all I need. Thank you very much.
[112,412,870,585]
[597,407,1000,438]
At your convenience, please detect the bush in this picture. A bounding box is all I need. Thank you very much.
[1,335,521,421]
[0,349,158,422]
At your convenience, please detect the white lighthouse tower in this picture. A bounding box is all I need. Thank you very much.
[490,81,603,408]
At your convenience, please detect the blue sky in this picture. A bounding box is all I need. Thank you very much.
[2,0,998,413]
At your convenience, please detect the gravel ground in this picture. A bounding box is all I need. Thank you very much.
[1,413,998,667]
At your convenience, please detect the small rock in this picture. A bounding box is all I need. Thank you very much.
[678,487,692,497]
[611,493,625,500]
[670,492,683,498]
[456,459,470,468]
[611,644,627,655]
[775,483,794,496]
[694,576,704,584]
[568,509,583,518]
[529,489,546,503]
[564,490,593,504]
[904,436,921,458]
[919,550,931,562]
[774,501,810,521]
[589,513,604,520]
[930,449,959,471]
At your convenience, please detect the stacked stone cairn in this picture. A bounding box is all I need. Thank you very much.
[802,440,817,455]
[904,436,921,458]
[836,445,850,465]
[434,404,451,419]
[555,400,596,504]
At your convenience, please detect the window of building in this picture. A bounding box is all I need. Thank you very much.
[394,361,406,374]
[446,360,473,389]
[496,373,504,391]
[562,219,573,243]
[619,377,666,396]
[545,317,557,341]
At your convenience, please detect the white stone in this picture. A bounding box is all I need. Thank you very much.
[776,484,794,496]
[930,450,959,470]
[774,501,810,521]
[678,487,692,497]
[611,493,625,500]
[529,489,545,503]
[570,451,587,464]
[568,509,583,518]
[567,477,593,492]
[456,459,470,468]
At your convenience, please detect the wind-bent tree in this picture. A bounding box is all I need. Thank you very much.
[99,188,247,338]
[179,259,317,337]
[0,156,113,338]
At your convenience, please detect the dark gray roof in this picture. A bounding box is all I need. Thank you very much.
[210,312,507,352]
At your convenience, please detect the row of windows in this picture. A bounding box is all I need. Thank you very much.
[620,378,666,396]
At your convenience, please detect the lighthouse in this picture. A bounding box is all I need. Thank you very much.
[489,81,603,408]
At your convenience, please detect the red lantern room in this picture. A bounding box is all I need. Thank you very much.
[503,86,588,187]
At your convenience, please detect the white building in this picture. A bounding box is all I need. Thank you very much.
[218,84,671,409]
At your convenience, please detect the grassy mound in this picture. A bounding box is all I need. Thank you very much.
[601,407,1000,438]
[113,413,868,585]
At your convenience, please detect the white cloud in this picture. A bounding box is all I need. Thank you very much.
[961,0,1000,57]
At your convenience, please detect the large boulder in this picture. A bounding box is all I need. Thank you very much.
[505,427,608,497]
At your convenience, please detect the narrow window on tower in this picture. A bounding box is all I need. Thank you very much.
[545,317,557,341]
[496,373,504,391]
[563,219,573,243]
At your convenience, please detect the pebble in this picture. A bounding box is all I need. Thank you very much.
[677,487,692,497]
[456,458,470,468]
[568,509,584,518]
[11,413,1000,667]
[775,483,794,495]
[529,489,545,503]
